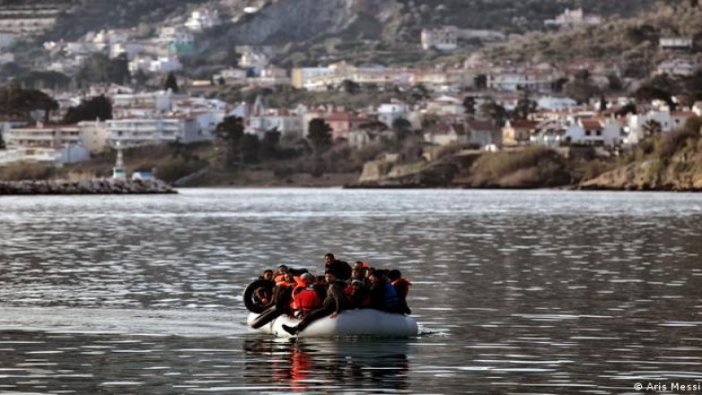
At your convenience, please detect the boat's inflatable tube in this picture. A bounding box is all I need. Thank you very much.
[247,309,419,338]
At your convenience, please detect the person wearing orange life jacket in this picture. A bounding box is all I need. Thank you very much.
[282,270,350,335]
[388,269,412,315]
[291,273,323,317]
[251,267,305,329]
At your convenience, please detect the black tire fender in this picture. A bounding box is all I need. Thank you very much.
[242,279,275,313]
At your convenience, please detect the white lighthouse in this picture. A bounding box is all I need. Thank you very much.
[112,142,126,180]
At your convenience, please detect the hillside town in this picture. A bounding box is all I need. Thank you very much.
[1,2,701,187]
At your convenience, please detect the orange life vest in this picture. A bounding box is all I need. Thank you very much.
[293,288,323,313]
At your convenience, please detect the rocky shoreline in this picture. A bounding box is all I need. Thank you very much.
[0,179,177,195]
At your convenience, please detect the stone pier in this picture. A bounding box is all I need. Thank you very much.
[0,179,177,195]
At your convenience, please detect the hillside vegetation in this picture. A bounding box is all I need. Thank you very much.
[582,127,702,191]
[481,1,702,77]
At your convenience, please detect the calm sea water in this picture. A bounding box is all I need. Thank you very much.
[1,189,701,394]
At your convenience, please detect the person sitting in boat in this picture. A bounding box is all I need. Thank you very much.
[324,253,352,281]
[250,268,304,329]
[254,269,275,305]
[273,265,308,283]
[388,269,412,315]
[282,270,350,335]
[291,273,323,318]
[313,275,327,300]
[346,279,371,309]
[350,262,369,286]
[368,269,401,313]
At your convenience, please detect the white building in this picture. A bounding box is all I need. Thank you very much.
[0,32,18,49]
[377,102,410,128]
[239,50,269,74]
[0,52,15,65]
[656,58,698,77]
[77,120,109,154]
[488,71,558,93]
[564,118,621,146]
[185,9,221,32]
[106,116,207,148]
[110,42,145,60]
[537,96,578,110]
[213,68,248,85]
[2,123,91,166]
[0,146,89,167]
[421,27,458,51]
[660,38,693,50]
[544,8,602,29]
[149,57,182,74]
[245,110,303,139]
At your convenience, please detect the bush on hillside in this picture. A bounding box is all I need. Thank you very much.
[654,128,700,159]
[469,146,571,187]
[154,157,206,183]
[0,162,58,181]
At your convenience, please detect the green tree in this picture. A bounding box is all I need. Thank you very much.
[635,85,676,110]
[239,134,260,164]
[564,70,600,104]
[307,118,332,154]
[480,99,508,127]
[616,102,637,117]
[511,93,537,121]
[215,116,244,168]
[474,74,488,90]
[642,119,663,138]
[339,79,360,94]
[0,84,58,122]
[463,96,476,116]
[63,95,112,123]
[684,116,702,135]
[259,128,281,160]
[164,72,179,93]
[392,117,413,141]
[76,53,130,86]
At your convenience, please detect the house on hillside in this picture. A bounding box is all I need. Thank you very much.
[421,26,458,51]
[656,58,698,77]
[424,118,499,147]
[659,38,693,51]
[530,120,567,148]
[245,109,303,140]
[564,118,621,146]
[544,8,602,29]
[502,120,540,146]
[326,112,370,141]
[1,123,91,166]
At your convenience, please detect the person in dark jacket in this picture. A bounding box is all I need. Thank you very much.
[368,270,400,313]
[324,253,352,281]
[282,270,349,335]
[388,269,412,314]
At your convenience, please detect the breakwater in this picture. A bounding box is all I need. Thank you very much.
[0,179,177,195]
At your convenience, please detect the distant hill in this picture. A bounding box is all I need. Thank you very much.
[480,1,702,77]
[3,0,664,71]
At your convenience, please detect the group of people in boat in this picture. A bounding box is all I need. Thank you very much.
[250,253,412,336]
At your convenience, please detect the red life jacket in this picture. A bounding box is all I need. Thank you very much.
[392,278,411,299]
[294,288,322,313]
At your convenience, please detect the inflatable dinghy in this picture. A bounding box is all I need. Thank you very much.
[247,309,418,338]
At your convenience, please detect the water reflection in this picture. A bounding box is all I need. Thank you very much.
[243,337,410,392]
[2,189,702,393]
